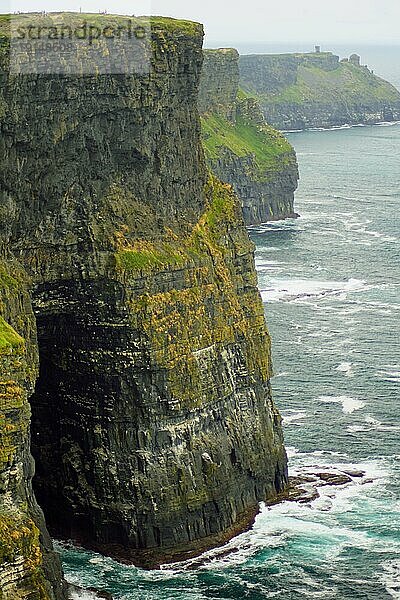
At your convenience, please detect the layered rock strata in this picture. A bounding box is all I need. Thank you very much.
[0,253,66,599]
[199,49,299,224]
[0,13,288,578]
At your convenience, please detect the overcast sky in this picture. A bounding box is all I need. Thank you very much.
[6,0,400,45]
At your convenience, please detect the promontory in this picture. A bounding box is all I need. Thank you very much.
[0,13,288,597]
[239,50,400,130]
[199,48,299,224]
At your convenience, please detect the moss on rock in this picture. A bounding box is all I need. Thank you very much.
[201,113,295,179]
[0,318,25,355]
[0,258,64,599]
[115,175,272,408]
[199,48,299,223]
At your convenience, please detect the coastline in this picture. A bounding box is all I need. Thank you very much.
[283,119,400,134]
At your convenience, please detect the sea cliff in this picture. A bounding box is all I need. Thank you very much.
[199,49,299,224]
[0,250,66,598]
[0,12,288,592]
[239,51,400,130]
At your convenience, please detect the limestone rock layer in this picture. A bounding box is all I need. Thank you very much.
[0,13,288,576]
[0,254,66,600]
[199,48,299,225]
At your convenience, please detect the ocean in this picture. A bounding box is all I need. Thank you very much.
[58,64,400,599]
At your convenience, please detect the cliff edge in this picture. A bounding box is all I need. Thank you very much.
[0,12,288,581]
[239,51,400,130]
[199,48,299,224]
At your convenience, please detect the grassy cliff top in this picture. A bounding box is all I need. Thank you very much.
[203,48,239,56]
[201,112,295,176]
[0,12,203,37]
[240,55,400,105]
[241,51,335,59]
[149,16,203,36]
[272,63,400,104]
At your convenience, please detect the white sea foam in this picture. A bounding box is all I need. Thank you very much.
[381,560,400,599]
[273,371,291,378]
[353,240,374,247]
[377,370,400,384]
[282,410,307,426]
[310,124,352,131]
[318,395,365,414]
[308,330,340,339]
[57,455,394,593]
[254,259,283,273]
[335,362,354,377]
[176,457,394,573]
[255,260,282,267]
[69,589,101,600]
[347,415,400,433]
[254,244,281,252]
[261,277,368,303]
[347,425,370,433]
[288,120,400,132]
[343,218,371,230]
[352,226,398,243]
[376,120,400,127]
[286,446,301,458]
[334,197,364,204]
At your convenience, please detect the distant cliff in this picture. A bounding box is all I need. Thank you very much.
[239,51,400,130]
[0,13,288,588]
[199,49,299,224]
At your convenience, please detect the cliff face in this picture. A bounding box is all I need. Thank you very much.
[0,13,288,574]
[239,52,400,130]
[199,49,299,224]
[0,253,66,599]
[198,49,239,120]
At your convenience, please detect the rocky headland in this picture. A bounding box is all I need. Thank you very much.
[0,13,288,596]
[239,51,400,130]
[199,48,299,224]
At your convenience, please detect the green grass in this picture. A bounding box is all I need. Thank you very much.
[115,174,242,275]
[0,258,28,293]
[0,266,19,290]
[150,16,202,36]
[115,241,187,273]
[201,113,294,174]
[0,317,24,355]
[202,176,236,232]
[0,12,202,38]
[236,88,253,101]
[256,62,400,105]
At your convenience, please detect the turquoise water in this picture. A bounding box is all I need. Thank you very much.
[59,124,400,599]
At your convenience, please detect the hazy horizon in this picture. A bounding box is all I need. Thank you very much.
[4,0,400,45]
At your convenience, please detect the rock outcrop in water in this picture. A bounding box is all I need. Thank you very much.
[239,51,400,130]
[199,49,299,224]
[0,12,288,587]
